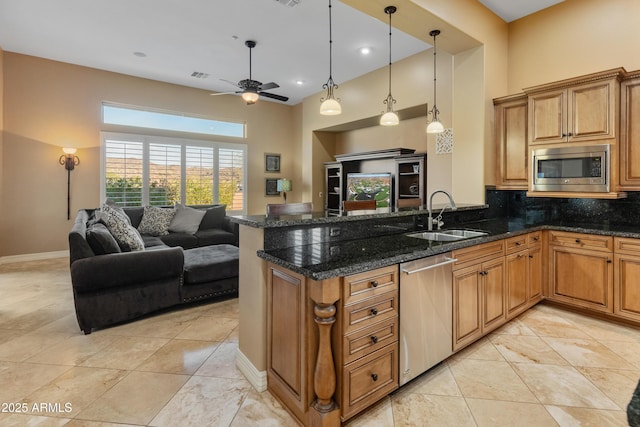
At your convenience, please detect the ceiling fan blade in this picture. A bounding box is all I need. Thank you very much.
[259,82,279,91]
[259,92,289,102]
[220,79,241,88]
[210,91,239,96]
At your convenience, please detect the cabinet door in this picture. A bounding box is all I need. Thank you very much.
[620,75,640,189]
[453,265,482,351]
[506,250,528,319]
[529,89,566,145]
[528,245,543,304]
[495,96,528,189]
[569,79,616,143]
[614,253,640,322]
[482,257,506,332]
[550,246,613,313]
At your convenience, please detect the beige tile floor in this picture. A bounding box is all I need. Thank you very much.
[0,258,638,426]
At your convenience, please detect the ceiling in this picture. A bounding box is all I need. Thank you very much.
[0,0,564,106]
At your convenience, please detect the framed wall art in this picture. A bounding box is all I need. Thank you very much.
[265,153,281,172]
[265,178,280,196]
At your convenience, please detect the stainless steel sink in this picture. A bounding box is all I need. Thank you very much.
[406,229,488,242]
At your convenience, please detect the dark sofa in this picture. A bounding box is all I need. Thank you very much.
[68,205,239,334]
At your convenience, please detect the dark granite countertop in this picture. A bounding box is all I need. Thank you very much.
[257,218,640,280]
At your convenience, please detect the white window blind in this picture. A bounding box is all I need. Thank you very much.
[185,145,215,205]
[148,143,181,206]
[104,139,144,206]
[219,147,244,211]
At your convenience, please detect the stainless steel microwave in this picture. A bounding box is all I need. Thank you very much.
[531,144,609,192]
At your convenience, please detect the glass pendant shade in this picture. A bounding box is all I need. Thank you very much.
[426,119,444,133]
[380,111,399,126]
[320,97,342,115]
[241,90,259,104]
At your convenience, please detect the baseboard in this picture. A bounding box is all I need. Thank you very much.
[0,250,69,265]
[236,348,267,392]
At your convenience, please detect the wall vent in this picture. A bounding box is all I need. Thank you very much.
[191,72,209,79]
[274,0,300,7]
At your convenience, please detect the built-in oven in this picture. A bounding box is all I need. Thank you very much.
[531,144,610,192]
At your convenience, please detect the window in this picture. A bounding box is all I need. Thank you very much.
[102,133,246,213]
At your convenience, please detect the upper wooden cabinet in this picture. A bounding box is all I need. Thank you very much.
[494,94,528,190]
[620,70,640,190]
[525,68,624,146]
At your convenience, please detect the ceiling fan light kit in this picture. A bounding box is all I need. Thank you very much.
[320,0,342,116]
[426,29,444,134]
[380,5,399,127]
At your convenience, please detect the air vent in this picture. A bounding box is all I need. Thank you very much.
[274,0,300,7]
[191,72,209,79]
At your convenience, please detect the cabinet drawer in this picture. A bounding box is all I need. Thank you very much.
[453,240,505,270]
[343,291,398,335]
[342,344,398,420]
[505,235,527,254]
[549,231,612,252]
[343,317,398,365]
[528,231,542,247]
[343,265,398,306]
[615,237,640,255]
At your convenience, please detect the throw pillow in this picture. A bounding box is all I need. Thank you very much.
[97,205,145,251]
[104,198,131,225]
[86,223,121,255]
[198,205,226,231]
[138,206,175,236]
[169,204,206,234]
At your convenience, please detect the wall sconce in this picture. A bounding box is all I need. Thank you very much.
[59,147,80,220]
[277,178,292,203]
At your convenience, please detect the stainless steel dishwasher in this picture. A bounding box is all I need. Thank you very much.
[399,253,456,386]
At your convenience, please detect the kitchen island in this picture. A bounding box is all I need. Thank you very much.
[230,207,640,425]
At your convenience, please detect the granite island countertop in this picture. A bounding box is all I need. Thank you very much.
[257,218,640,280]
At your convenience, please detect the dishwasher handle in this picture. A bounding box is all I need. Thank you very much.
[401,257,457,275]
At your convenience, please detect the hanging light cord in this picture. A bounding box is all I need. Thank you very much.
[429,30,441,121]
[383,6,396,110]
[322,0,337,97]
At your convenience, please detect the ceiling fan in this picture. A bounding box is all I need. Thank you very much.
[212,40,289,104]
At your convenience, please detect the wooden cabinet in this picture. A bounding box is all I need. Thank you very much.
[325,162,343,216]
[339,266,399,420]
[548,231,614,313]
[614,237,640,322]
[526,69,622,146]
[505,232,543,319]
[394,153,426,209]
[452,240,506,351]
[494,94,528,189]
[620,71,640,190]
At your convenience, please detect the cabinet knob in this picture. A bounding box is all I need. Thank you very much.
[371,335,378,344]
[607,259,612,264]
[515,242,521,246]
[529,255,534,259]
[370,280,379,288]
[533,237,539,241]
[575,239,581,243]
[371,373,378,382]
[370,308,378,316]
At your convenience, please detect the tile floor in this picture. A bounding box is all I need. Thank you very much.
[0,257,638,426]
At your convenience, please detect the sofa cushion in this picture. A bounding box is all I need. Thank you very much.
[160,232,199,249]
[123,207,145,228]
[138,206,176,236]
[195,229,237,246]
[198,205,226,230]
[86,223,121,255]
[169,204,206,234]
[183,245,239,285]
[141,235,166,248]
[97,205,145,251]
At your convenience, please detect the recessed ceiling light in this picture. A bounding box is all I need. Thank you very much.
[133,51,147,58]
[295,80,305,85]
[359,47,372,55]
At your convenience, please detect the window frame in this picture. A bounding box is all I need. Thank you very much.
[101,132,247,214]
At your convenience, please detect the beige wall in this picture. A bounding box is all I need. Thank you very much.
[1,53,298,257]
[0,48,4,226]
[508,0,640,94]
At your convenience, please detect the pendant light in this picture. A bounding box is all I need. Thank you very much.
[380,6,399,126]
[320,0,341,115]
[426,29,444,133]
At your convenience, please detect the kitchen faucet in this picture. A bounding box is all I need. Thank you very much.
[428,190,457,230]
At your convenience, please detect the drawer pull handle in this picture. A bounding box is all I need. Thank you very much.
[515,242,521,246]
[370,280,379,288]
[607,259,612,264]
[371,335,378,344]
[370,308,378,316]
[529,255,534,259]
[533,237,539,241]
[575,239,581,243]
[371,373,378,382]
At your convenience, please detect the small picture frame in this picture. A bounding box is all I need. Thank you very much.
[265,153,281,172]
[265,178,280,196]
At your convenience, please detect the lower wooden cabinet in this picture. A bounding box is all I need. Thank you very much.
[505,232,543,319]
[614,237,640,321]
[452,241,506,351]
[548,231,614,313]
